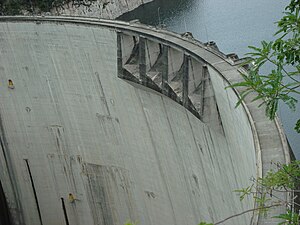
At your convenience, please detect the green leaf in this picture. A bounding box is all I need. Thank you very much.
[235,89,254,107]
[273,210,300,225]
[234,185,254,201]
[295,119,300,133]
[198,222,214,225]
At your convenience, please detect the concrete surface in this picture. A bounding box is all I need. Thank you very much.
[0,16,290,225]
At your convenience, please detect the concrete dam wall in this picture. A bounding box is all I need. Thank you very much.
[0,17,290,225]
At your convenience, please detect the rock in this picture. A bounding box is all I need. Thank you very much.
[50,0,153,19]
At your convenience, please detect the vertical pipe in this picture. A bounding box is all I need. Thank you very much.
[182,54,190,107]
[161,45,169,95]
[117,32,123,78]
[139,36,147,85]
[61,198,70,225]
[24,159,43,225]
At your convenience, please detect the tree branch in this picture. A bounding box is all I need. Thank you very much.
[265,57,300,83]
[214,204,281,225]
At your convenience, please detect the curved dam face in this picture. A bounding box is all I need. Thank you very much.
[0,17,289,225]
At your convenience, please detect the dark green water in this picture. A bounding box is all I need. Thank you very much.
[119,0,286,55]
[119,0,300,158]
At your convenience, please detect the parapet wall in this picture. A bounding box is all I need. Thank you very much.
[0,17,290,225]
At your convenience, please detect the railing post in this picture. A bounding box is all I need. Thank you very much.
[182,54,190,107]
[161,45,169,95]
[139,36,147,85]
[117,31,123,78]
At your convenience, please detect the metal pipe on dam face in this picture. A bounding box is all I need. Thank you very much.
[0,17,290,225]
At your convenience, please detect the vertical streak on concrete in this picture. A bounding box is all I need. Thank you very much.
[182,54,190,107]
[117,32,123,78]
[95,72,111,116]
[161,45,169,95]
[24,159,43,225]
[139,36,147,85]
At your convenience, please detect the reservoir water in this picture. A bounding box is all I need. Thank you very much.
[119,0,300,158]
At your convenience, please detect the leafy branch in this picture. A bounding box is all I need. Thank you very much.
[199,160,300,225]
[228,0,299,132]
[199,204,281,225]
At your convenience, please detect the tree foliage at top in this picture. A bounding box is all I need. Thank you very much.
[0,0,96,15]
[230,0,300,133]
[196,161,300,225]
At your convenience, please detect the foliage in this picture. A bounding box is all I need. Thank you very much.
[0,0,97,15]
[262,161,300,189]
[295,119,300,133]
[199,161,300,225]
[273,210,300,225]
[235,161,300,225]
[230,0,300,132]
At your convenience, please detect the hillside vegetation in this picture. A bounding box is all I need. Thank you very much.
[0,0,96,15]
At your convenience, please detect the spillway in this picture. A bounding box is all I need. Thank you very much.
[0,16,290,225]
